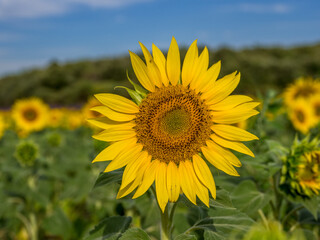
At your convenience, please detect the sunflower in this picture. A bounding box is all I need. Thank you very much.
[82,97,102,128]
[65,109,83,129]
[310,94,320,123]
[288,99,316,134]
[283,77,320,107]
[297,151,320,195]
[0,115,5,139]
[90,37,259,212]
[280,136,320,198]
[49,108,65,128]
[12,98,49,133]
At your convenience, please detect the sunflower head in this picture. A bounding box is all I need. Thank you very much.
[310,94,320,123]
[83,97,102,119]
[0,114,5,139]
[90,37,259,212]
[280,136,320,198]
[283,77,320,107]
[65,109,83,129]
[49,108,65,128]
[287,99,317,134]
[12,98,49,133]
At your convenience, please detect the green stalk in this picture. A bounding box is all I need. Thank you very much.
[150,186,173,240]
[160,206,170,240]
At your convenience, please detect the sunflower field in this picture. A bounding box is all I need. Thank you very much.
[0,39,320,240]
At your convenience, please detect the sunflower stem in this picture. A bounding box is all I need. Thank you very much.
[160,205,170,240]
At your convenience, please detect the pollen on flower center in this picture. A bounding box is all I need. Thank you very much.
[160,108,190,136]
[135,85,212,164]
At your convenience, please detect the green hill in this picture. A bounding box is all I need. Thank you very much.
[1,43,320,107]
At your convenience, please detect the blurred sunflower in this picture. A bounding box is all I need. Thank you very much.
[65,109,83,129]
[283,77,320,107]
[288,99,316,134]
[90,37,259,212]
[12,98,49,133]
[310,94,320,122]
[49,108,65,128]
[82,97,102,119]
[280,136,320,198]
[0,115,5,139]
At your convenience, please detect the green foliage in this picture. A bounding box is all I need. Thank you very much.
[119,228,151,240]
[85,216,132,240]
[1,44,320,107]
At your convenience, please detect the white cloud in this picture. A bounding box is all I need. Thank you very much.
[0,0,152,20]
[238,3,292,14]
[0,0,67,19]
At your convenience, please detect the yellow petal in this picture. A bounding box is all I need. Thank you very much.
[88,117,135,130]
[92,137,137,162]
[87,117,120,129]
[129,51,155,92]
[181,39,198,87]
[166,37,180,85]
[120,151,150,190]
[206,140,242,167]
[167,161,180,202]
[139,42,163,88]
[209,95,253,111]
[152,44,169,86]
[211,124,258,141]
[156,162,169,212]
[185,160,209,207]
[191,61,221,93]
[202,72,240,104]
[104,143,143,172]
[201,141,239,176]
[210,134,255,157]
[92,128,136,142]
[117,162,149,199]
[91,106,136,122]
[95,93,139,114]
[211,106,259,124]
[192,171,209,207]
[192,154,216,199]
[179,160,197,204]
[191,47,209,86]
[133,159,160,199]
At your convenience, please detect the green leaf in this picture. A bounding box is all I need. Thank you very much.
[204,230,221,240]
[174,233,197,240]
[85,216,132,240]
[266,140,289,157]
[93,170,123,189]
[42,207,73,239]
[119,228,151,240]
[114,86,142,105]
[184,189,254,239]
[291,228,318,240]
[300,197,319,220]
[230,180,271,217]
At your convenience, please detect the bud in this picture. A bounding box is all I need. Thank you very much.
[15,141,39,167]
[280,136,320,198]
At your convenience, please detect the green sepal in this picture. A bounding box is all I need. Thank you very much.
[126,70,147,97]
[114,86,142,105]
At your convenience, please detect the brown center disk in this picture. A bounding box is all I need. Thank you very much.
[23,108,38,121]
[135,85,212,164]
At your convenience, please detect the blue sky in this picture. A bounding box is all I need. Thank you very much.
[0,0,320,76]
